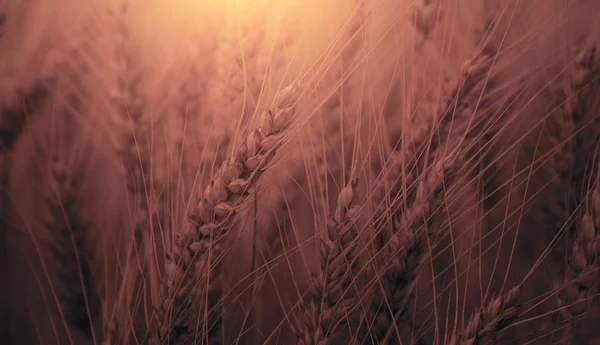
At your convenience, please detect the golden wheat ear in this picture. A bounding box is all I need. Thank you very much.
[102,2,165,343]
[549,44,599,344]
[373,52,494,244]
[293,178,360,345]
[153,82,300,345]
[360,50,494,344]
[364,150,464,344]
[448,285,521,345]
[556,178,600,343]
[46,156,102,342]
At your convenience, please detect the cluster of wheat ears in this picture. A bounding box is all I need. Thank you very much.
[2,0,600,344]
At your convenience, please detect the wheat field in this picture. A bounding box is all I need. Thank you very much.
[2,0,600,344]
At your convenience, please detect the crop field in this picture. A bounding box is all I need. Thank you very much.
[1,0,600,344]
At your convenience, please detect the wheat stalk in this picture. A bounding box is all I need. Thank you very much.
[373,53,493,245]
[550,44,598,344]
[172,55,220,181]
[104,3,161,343]
[448,285,521,345]
[559,163,600,316]
[213,0,270,148]
[363,51,493,344]
[313,0,366,184]
[408,53,493,167]
[294,178,360,345]
[545,45,596,223]
[556,177,600,342]
[153,83,299,345]
[107,2,153,241]
[367,150,464,344]
[47,156,101,342]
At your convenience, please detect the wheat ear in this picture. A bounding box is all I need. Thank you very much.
[214,0,268,146]
[47,157,101,341]
[294,178,360,345]
[153,83,299,344]
[406,53,493,169]
[107,2,153,240]
[556,175,600,339]
[563,153,600,314]
[555,44,599,335]
[373,53,493,245]
[545,45,596,221]
[368,151,463,344]
[550,45,598,344]
[364,53,493,344]
[104,3,159,344]
[448,285,521,345]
